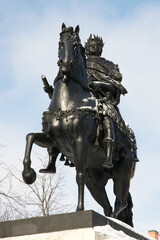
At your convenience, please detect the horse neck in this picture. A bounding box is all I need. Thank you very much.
[48,47,96,112]
[49,67,95,112]
[71,52,88,88]
[49,79,94,112]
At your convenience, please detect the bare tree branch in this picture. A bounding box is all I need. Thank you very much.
[0,153,75,221]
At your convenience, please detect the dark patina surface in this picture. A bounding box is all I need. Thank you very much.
[22,24,138,227]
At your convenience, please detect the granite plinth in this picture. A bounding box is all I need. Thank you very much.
[0,210,150,240]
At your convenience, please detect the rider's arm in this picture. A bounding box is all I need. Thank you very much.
[99,82,116,93]
[90,81,116,95]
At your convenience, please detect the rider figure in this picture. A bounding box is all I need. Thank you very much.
[85,34,138,168]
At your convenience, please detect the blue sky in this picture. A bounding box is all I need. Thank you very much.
[0,0,160,235]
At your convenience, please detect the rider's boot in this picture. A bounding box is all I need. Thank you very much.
[102,116,115,168]
[103,138,114,168]
[39,147,57,174]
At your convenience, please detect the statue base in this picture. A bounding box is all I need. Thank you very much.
[0,210,151,240]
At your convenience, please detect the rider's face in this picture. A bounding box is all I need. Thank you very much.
[89,41,99,55]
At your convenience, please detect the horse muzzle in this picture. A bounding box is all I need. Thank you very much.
[61,64,72,82]
[61,63,71,73]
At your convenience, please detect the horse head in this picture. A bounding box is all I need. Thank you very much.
[58,23,85,82]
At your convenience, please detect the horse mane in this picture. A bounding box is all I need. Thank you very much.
[79,44,87,69]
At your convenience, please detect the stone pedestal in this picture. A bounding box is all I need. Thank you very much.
[0,227,137,240]
[0,210,152,240]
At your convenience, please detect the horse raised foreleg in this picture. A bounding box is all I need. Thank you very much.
[22,133,37,184]
[72,135,88,212]
[22,132,53,184]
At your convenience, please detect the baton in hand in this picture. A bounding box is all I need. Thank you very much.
[41,75,53,99]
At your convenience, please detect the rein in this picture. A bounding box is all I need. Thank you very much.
[70,74,94,93]
[54,73,94,93]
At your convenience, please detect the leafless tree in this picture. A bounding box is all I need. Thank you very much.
[0,153,74,221]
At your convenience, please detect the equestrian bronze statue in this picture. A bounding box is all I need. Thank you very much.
[22,23,138,227]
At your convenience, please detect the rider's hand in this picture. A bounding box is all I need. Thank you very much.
[43,85,53,93]
[89,82,101,91]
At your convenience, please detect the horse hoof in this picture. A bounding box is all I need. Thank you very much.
[104,208,112,217]
[22,168,36,185]
[110,212,116,218]
[76,206,84,211]
[110,200,128,218]
[103,161,113,168]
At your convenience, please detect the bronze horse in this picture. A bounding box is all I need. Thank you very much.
[22,24,136,226]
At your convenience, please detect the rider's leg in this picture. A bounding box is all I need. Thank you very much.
[103,116,115,168]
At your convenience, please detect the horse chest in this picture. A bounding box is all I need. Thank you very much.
[48,80,95,112]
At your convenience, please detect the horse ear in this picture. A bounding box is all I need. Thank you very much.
[62,23,66,31]
[75,25,80,34]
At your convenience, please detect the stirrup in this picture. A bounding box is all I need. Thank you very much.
[103,158,113,168]
[103,161,113,168]
[103,137,114,146]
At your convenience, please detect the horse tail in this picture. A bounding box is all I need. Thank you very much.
[117,192,134,227]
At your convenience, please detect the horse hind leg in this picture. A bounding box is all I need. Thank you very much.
[86,168,112,217]
[111,175,130,219]
[117,192,134,227]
